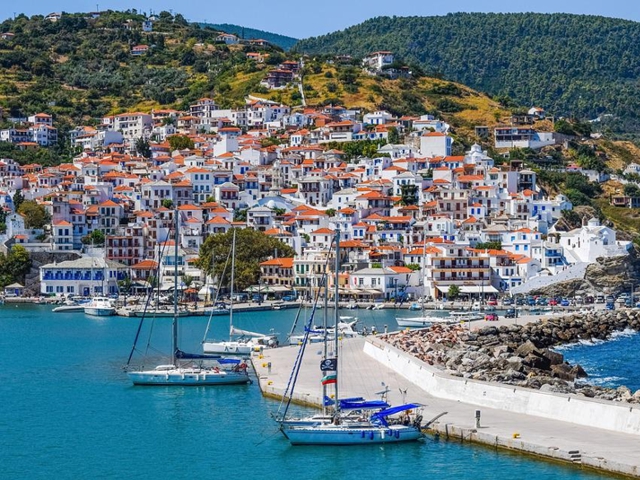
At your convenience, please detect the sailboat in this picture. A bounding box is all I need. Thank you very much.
[125,210,251,386]
[278,230,424,445]
[202,229,260,356]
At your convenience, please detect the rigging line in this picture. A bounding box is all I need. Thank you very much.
[125,227,172,366]
[202,242,233,343]
[278,272,325,419]
[286,299,304,342]
[277,237,335,419]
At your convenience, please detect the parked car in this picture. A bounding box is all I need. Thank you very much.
[585,296,594,304]
[515,298,525,306]
[487,299,498,306]
[484,313,498,321]
[624,298,633,308]
[606,302,615,311]
[282,295,295,302]
[595,295,605,304]
[502,298,513,306]
[560,299,570,307]
[549,298,558,306]
[527,297,536,306]
[504,308,517,318]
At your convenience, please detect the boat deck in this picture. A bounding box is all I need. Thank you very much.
[253,336,640,478]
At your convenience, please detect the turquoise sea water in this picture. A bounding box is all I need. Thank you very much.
[0,305,609,479]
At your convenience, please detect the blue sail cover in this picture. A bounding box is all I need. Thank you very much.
[175,350,241,364]
[340,400,389,410]
[370,403,422,426]
[175,349,221,359]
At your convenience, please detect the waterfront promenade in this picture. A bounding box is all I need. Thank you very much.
[253,332,640,478]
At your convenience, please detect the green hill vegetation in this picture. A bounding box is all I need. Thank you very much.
[295,13,640,134]
[204,23,297,50]
[0,10,287,124]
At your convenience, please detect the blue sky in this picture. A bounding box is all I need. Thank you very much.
[3,1,640,38]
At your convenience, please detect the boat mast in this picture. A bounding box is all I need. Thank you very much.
[229,228,236,340]
[322,257,329,416]
[172,208,179,365]
[333,229,340,413]
[422,222,427,319]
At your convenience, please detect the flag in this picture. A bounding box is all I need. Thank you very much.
[321,374,337,385]
[320,358,337,371]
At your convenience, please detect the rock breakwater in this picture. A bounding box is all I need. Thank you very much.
[383,310,640,403]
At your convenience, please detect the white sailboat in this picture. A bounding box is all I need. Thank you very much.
[202,229,257,356]
[278,230,424,445]
[126,210,250,386]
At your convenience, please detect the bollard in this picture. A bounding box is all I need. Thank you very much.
[267,362,272,373]
[384,324,388,334]
[475,410,481,429]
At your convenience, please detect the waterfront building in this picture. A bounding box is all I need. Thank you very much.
[39,257,127,296]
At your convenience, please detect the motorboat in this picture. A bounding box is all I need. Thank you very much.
[84,297,116,316]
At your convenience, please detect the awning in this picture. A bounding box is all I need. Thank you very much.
[459,285,499,294]
[435,285,499,294]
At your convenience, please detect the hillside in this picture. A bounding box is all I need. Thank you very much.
[295,13,640,134]
[0,11,287,125]
[204,23,297,50]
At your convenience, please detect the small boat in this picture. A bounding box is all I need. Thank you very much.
[84,297,116,316]
[126,211,250,387]
[53,298,90,313]
[52,304,86,313]
[448,311,483,322]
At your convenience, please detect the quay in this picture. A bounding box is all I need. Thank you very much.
[253,333,640,478]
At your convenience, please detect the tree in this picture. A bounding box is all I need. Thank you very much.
[135,137,151,158]
[81,229,105,246]
[118,274,133,305]
[399,184,418,206]
[6,245,31,284]
[387,126,400,144]
[624,183,640,198]
[447,285,460,300]
[12,190,24,211]
[168,134,195,151]
[18,200,50,229]
[197,229,295,291]
[161,199,174,209]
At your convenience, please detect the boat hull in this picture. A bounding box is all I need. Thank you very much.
[52,305,85,313]
[128,369,250,386]
[281,425,422,445]
[202,341,252,356]
[396,317,432,328]
[84,307,116,316]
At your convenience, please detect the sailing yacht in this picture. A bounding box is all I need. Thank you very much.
[202,229,262,356]
[126,211,250,386]
[278,231,424,445]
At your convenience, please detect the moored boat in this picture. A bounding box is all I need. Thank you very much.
[84,297,116,316]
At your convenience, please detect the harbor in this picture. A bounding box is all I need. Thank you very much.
[253,319,640,477]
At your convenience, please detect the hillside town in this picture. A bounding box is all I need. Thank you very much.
[0,89,633,301]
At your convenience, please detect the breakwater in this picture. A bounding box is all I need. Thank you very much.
[383,309,640,403]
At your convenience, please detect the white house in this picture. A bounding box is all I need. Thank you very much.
[362,51,394,72]
[420,132,452,157]
[40,256,126,296]
[558,218,631,263]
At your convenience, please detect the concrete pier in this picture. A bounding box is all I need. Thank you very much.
[253,336,640,478]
